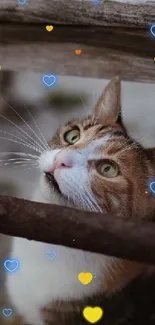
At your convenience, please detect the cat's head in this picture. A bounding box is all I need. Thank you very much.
[39,77,155,220]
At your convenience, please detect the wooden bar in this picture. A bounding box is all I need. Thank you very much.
[0,0,155,26]
[0,195,155,265]
[0,24,155,82]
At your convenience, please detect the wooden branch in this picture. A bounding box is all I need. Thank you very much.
[0,0,155,26]
[1,25,155,83]
[1,195,155,265]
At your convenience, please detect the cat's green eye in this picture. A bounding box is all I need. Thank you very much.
[64,129,80,144]
[96,160,119,178]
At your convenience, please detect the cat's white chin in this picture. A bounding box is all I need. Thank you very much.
[37,174,69,206]
[37,171,87,211]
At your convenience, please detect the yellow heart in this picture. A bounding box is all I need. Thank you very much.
[78,272,93,285]
[46,25,53,32]
[83,307,103,324]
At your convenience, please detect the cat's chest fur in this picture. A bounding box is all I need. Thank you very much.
[6,187,109,325]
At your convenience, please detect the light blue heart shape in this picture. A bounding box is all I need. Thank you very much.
[45,251,57,260]
[150,181,155,194]
[4,259,19,273]
[150,25,155,37]
[2,308,13,317]
[42,75,57,87]
[18,0,27,4]
[92,0,100,3]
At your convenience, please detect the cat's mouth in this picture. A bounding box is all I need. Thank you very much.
[44,172,61,195]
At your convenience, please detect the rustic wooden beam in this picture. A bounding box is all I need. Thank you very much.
[1,195,155,265]
[1,24,155,82]
[0,0,155,26]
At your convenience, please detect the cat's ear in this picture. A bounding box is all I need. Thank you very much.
[94,76,121,125]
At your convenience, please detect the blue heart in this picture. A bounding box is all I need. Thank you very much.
[92,0,100,3]
[18,0,27,4]
[150,181,155,194]
[2,309,13,317]
[4,259,19,273]
[150,25,155,37]
[45,251,57,260]
[42,75,57,87]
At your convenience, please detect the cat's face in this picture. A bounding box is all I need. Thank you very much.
[39,77,155,220]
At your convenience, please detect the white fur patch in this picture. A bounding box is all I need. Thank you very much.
[87,134,111,159]
[6,134,113,325]
[7,237,111,325]
[39,134,111,173]
[38,134,111,210]
[39,149,61,172]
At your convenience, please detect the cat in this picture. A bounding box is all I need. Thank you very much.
[6,77,155,325]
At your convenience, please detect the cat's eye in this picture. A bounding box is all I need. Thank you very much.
[96,160,119,178]
[64,129,80,144]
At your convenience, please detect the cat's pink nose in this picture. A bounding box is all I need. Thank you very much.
[49,152,73,173]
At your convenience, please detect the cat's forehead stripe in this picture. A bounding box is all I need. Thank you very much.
[82,121,125,139]
[84,132,129,160]
[79,134,112,160]
[87,134,111,152]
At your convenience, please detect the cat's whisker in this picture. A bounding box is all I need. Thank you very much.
[23,104,50,150]
[0,161,38,168]
[23,165,38,172]
[65,174,101,212]
[0,158,36,163]
[0,152,39,159]
[69,184,90,210]
[77,181,100,212]
[79,96,89,118]
[91,91,96,126]
[0,160,38,165]
[6,87,49,151]
[115,141,143,157]
[83,186,102,211]
[119,133,152,156]
[82,187,102,212]
[73,172,102,211]
[64,181,89,210]
[81,194,96,211]
[110,135,146,157]
[92,90,96,108]
[0,98,45,153]
[0,136,43,154]
[0,156,38,168]
[0,129,42,153]
[75,185,96,211]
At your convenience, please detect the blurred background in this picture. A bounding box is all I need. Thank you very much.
[0,71,155,323]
